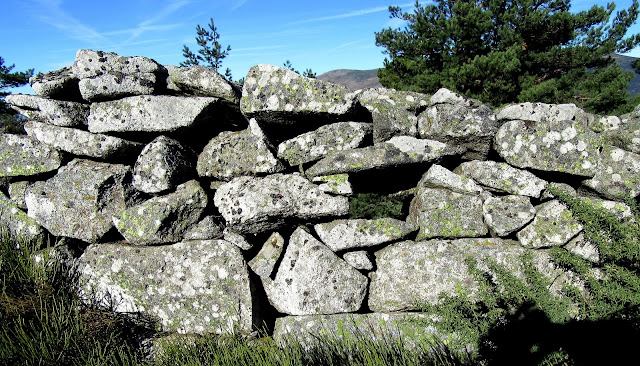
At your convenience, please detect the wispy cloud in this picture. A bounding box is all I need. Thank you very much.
[33,0,108,44]
[288,2,417,25]
[124,0,191,42]
[230,0,248,11]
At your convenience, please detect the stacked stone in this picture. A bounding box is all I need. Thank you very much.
[2,49,639,345]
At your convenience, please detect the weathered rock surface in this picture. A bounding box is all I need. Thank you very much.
[277,122,371,166]
[133,136,194,194]
[408,187,487,240]
[417,164,483,194]
[582,146,640,199]
[182,215,224,241]
[167,65,239,104]
[24,121,143,161]
[455,160,548,198]
[78,239,254,334]
[113,180,207,245]
[496,102,593,124]
[25,159,136,242]
[314,218,416,252]
[214,173,349,234]
[197,118,284,180]
[240,64,363,125]
[263,227,368,315]
[517,200,583,248]
[73,49,165,101]
[0,134,63,177]
[494,119,602,177]
[565,233,600,263]
[312,174,353,195]
[248,232,285,277]
[368,238,556,311]
[0,192,46,244]
[7,181,29,209]
[356,88,429,142]
[223,228,253,251]
[482,195,536,237]
[88,95,226,134]
[29,66,81,101]
[384,136,464,162]
[342,251,374,271]
[6,94,89,127]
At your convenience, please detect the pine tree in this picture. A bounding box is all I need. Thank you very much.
[375,0,640,114]
[0,57,33,133]
[181,18,231,74]
[282,60,316,78]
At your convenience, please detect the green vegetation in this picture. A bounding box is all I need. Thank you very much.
[0,57,33,133]
[283,60,317,78]
[348,193,405,219]
[376,0,640,115]
[181,18,233,80]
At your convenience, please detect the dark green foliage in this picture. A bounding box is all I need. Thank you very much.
[375,0,640,114]
[282,60,317,78]
[0,57,33,134]
[181,18,231,74]
[348,193,405,219]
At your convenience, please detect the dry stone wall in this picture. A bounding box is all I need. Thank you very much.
[2,49,640,344]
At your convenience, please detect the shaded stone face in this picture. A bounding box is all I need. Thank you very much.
[516,200,583,249]
[29,65,81,101]
[455,160,548,198]
[248,232,285,278]
[0,191,46,245]
[0,134,63,178]
[167,65,240,104]
[78,240,254,334]
[133,136,194,194]
[262,227,368,315]
[314,218,417,252]
[482,195,536,237]
[6,94,89,127]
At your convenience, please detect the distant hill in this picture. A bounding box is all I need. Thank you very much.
[319,54,640,96]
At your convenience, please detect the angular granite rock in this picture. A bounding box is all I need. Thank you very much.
[248,232,285,278]
[483,195,536,237]
[167,65,239,104]
[565,233,600,263]
[78,239,253,334]
[29,66,81,101]
[455,160,548,198]
[197,118,284,180]
[0,192,46,245]
[182,215,224,241]
[240,64,362,125]
[6,94,89,127]
[223,228,253,251]
[312,174,353,195]
[369,238,557,311]
[417,164,483,194]
[8,181,30,209]
[582,146,640,199]
[418,94,498,160]
[133,136,194,194]
[277,122,371,166]
[113,180,207,245]
[73,49,165,101]
[496,102,594,124]
[494,119,603,177]
[88,95,226,134]
[314,218,416,252]
[24,121,143,161]
[384,136,465,162]
[517,200,583,248]
[214,173,349,234]
[25,159,137,242]
[0,134,63,178]
[263,227,368,315]
[356,88,429,142]
[342,251,374,271]
[408,187,487,240]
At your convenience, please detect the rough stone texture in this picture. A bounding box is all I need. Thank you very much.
[408,187,487,240]
[369,238,556,311]
[133,136,194,194]
[273,313,439,350]
[262,227,368,315]
[482,195,536,237]
[430,88,483,107]
[25,159,137,242]
[24,121,143,161]
[312,174,353,195]
[517,200,583,248]
[0,134,63,178]
[582,146,640,199]
[167,65,240,104]
[496,102,594,124]
[78,239,253,334]
[494,119,603,177]
[8,181,29,209]
[197,118,284,180]
[384,136,464,162]
[417,97,498,160]
[575,196,633,221]
[314,218,417,252]
[29,66,81,101]
[342,251,374,271]
[356,88,429,142]
[541,182,577,200]
[455,160,548,198]
[0,192,46,245]
[73,49,165,101]
[88,95,228,134]
[182,215,224,241]
[214,173,349,234]
[605,115,640,154]
[565,233,600,263]
[113,180,207,245]
[417,164,483,194]
[6,94,89,127]
[248,232,285,277]
[240,64,363,125]
[223,228,253,251]
[276,122,372,166]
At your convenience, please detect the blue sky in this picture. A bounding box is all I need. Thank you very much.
[2,0,640,94]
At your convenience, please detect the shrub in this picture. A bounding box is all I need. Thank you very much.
[348,193,405,219]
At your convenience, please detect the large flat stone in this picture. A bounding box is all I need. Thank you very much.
[314,218,417,252]
[0,134,63,178]
[6,94,88,127]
